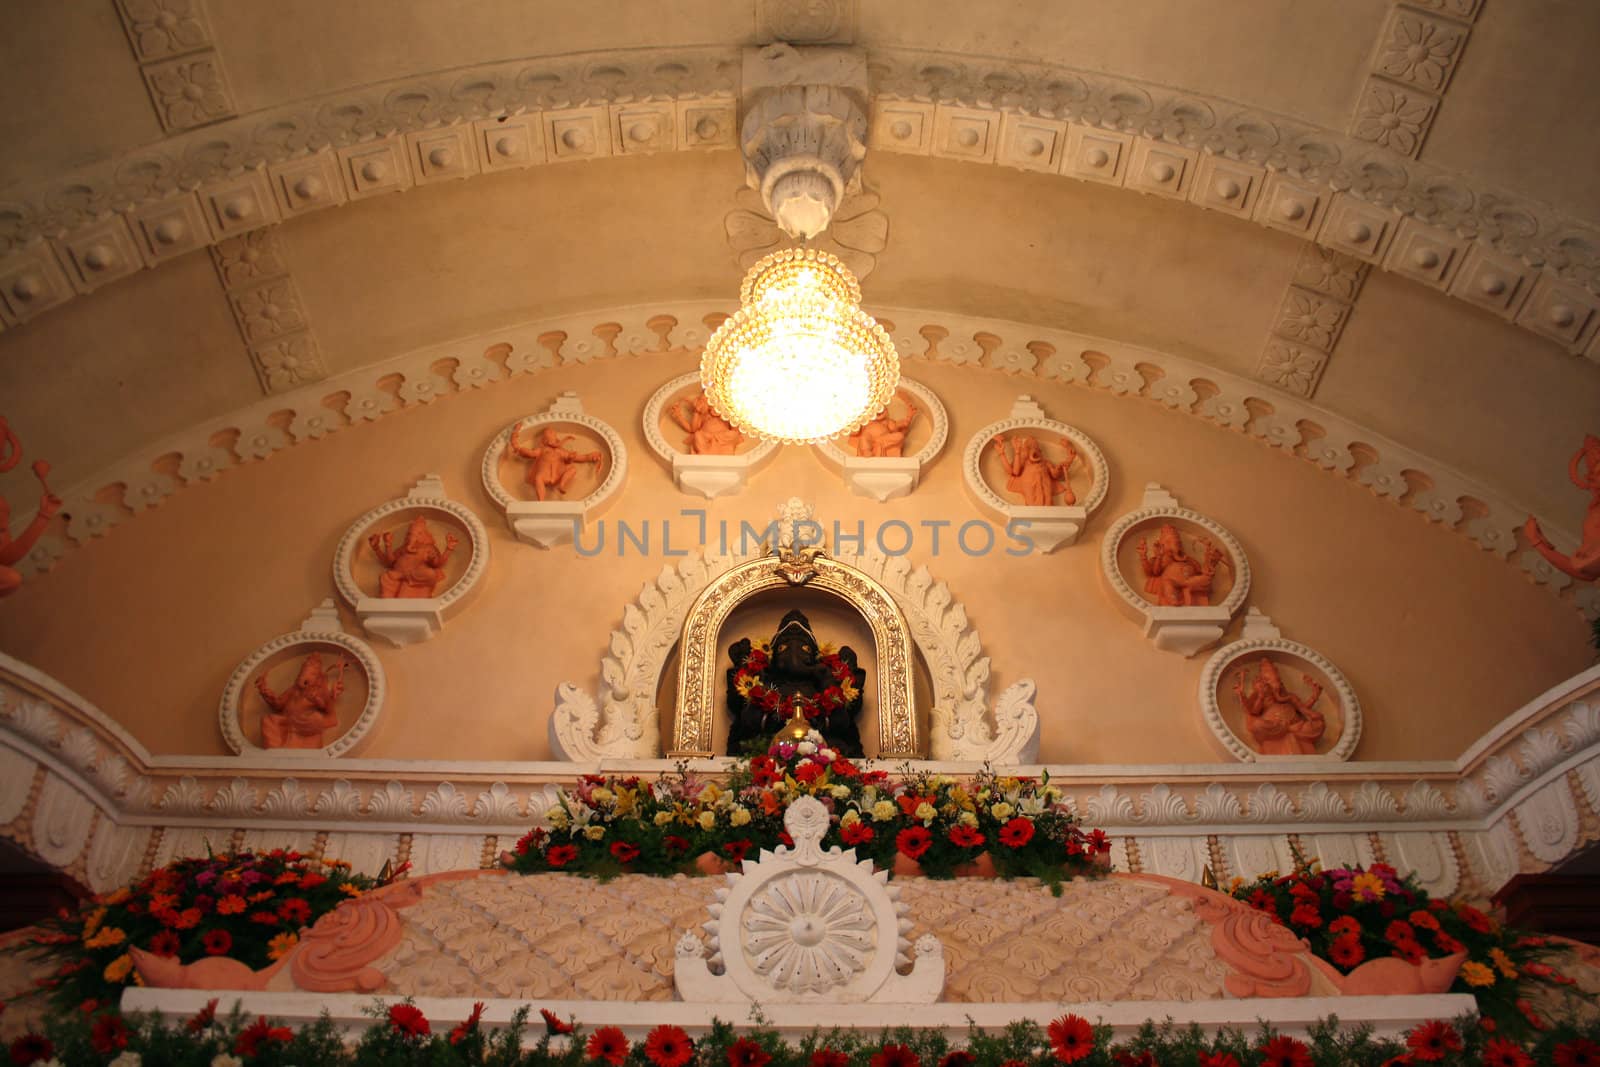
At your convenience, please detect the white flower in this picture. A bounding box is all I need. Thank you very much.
[830,785,852,800]
[796,741,816,756]
[213,1055,244,1067]
[818,748,837,763]
[805,729,825,745]
[1019,796,1047,816]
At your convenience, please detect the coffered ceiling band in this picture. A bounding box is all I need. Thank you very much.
[13,301,1597,620]
[1,47,1598,356]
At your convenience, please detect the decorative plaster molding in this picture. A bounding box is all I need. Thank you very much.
[813,377,947,501]
[2,44,1598,352]
[1197,609,1364,763]
[331,475,491,647]
[480,392,627,549]
[642,371,779,499]
[961,394,1109,552]
[217,599,387,758]
[1100,484,1253,656]
[5,655,1600,904]
[9,302,1592,619]
[209,229,328,396]
[1346,4,1476,161]
[114,0,237,134]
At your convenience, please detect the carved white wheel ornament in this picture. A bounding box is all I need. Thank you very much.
[643,372,779,499]
[675,796,943,1004]
[1197,609,1363,762]
[963,395,1110,552]
[332,475,490,647]
[480,391,627,548]
[551,500,1039,763]
[814,377,948,501]
[218,599,386,758]
[1100,483,1251,657]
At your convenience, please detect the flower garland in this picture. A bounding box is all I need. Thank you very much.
[732,641,860,722]
[1227,858,1586,1038]
[503,732,1111,890]
[10,849,377,1017]
[4,999,1599,1067]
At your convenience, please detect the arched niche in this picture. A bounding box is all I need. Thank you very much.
[668,552,919,759]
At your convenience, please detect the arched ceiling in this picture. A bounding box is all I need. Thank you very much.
[1,0,1597,611]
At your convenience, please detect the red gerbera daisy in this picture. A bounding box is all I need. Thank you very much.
[948,825,985,848]
[664,835,691,855]
[1198,1053,1241,1067]
[938,1053,975,1067]
[728,1036,772,1067]
[645,1024,694,1067]
[540,1008,575,1035]
[587,1025,630,1065]
[1329,934,1365,969]
[546,844,580,868]
[841,821,874,845]
[1555,1038,1600,1067]
[722,839,754,863]
[186,997,219,1033]
[1482,1037,1533,1067]
[896,825,933,860]
[449,1001,486,1046]
[1328,915,1360,937]
[813,1050,851,1067]
[1385,920,1416,944]
[1047,1013,1095,1063]
[1406,1020,1461,1062]
[278,896,312,924]
[750,756,781,787]
[388,1002,431,1038]
[90,1013,129,1053]
[1248,889,1279,916]
[202,928,233,955]
[7,1034,53,1065]
[148,928,181,957]
[610,841,641,864]
[1257,1035,1313,1067]
[1457,904,1494,933]
[870,1044,920,1067]
[998,817,1035,849]
[234,1017,293,1056]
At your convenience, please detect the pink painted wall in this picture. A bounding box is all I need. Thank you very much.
[0,349,1589,764]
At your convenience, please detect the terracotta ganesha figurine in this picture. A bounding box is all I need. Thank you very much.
[0,415,61,598]
[991,433,1077,506]
[506,423,603,501]
[368,516,458,598]
[256,652,348,749]
[1138,523,1228,607]
[1524,434,1600,582]
[1235,657,1327,756]
[849,392,919,457]
[670,392,743,455]
[725,609,866,757]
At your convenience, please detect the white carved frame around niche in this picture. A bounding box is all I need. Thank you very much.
[962,395,1110,552]
[331,475,491,648]
[549,500,1040,764]
[643,371,779,499]
[1197,609,1363,763]
[480,391,629,549]
[812,376,948,502]
[218,599,387,758]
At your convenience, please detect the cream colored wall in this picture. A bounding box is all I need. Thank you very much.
[0,348,1588,765]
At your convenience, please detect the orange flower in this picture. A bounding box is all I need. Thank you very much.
[267,931,299,960]
[216,894,247,915]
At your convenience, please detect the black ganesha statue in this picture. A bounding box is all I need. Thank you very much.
[724,609,866,757]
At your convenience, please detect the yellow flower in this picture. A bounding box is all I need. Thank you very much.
[990,802,1014,820]
[1229,877,1245,892]
[324,858,353,869]
[548,808,570,829]
[268,932,299,960]
[654,811,675,826]
[338,884,363,898]
[1490,947,1518,979]
[103,953,132,983]
[584,824,605,840]
[958,811,978,828]
[83,907,108,939]
[591,787,614,806]
[1350,872,1386,901]
[85,925,127,949]
[840,809,860,826]
[914,802,936,823]
[730,807,751,827]
[871,800,897,822]
[100,888,131,906]
[700,784,723,804]
[1459,960,1496,987]
[698,810,717,831]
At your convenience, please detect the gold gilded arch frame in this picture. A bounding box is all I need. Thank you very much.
[668,552,920,759]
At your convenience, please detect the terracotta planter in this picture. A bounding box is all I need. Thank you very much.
[694,852,729,876]
[953,852,998,878]
[891,853,922,878]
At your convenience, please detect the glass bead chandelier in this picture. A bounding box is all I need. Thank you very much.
[700,248,899,445]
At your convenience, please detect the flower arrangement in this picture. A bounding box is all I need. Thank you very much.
[15,849,375,1016]
[733,640,860,723]
[1227,857,1583,1036]
[5,999,1600,1067]
[503,733,1110,892]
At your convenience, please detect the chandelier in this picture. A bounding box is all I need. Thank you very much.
[700,248,899,445]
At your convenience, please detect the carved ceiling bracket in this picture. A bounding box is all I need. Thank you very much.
[739,45,869,240]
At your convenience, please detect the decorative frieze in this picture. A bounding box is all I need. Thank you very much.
[114,0,236,133]
[209,229,329,396]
